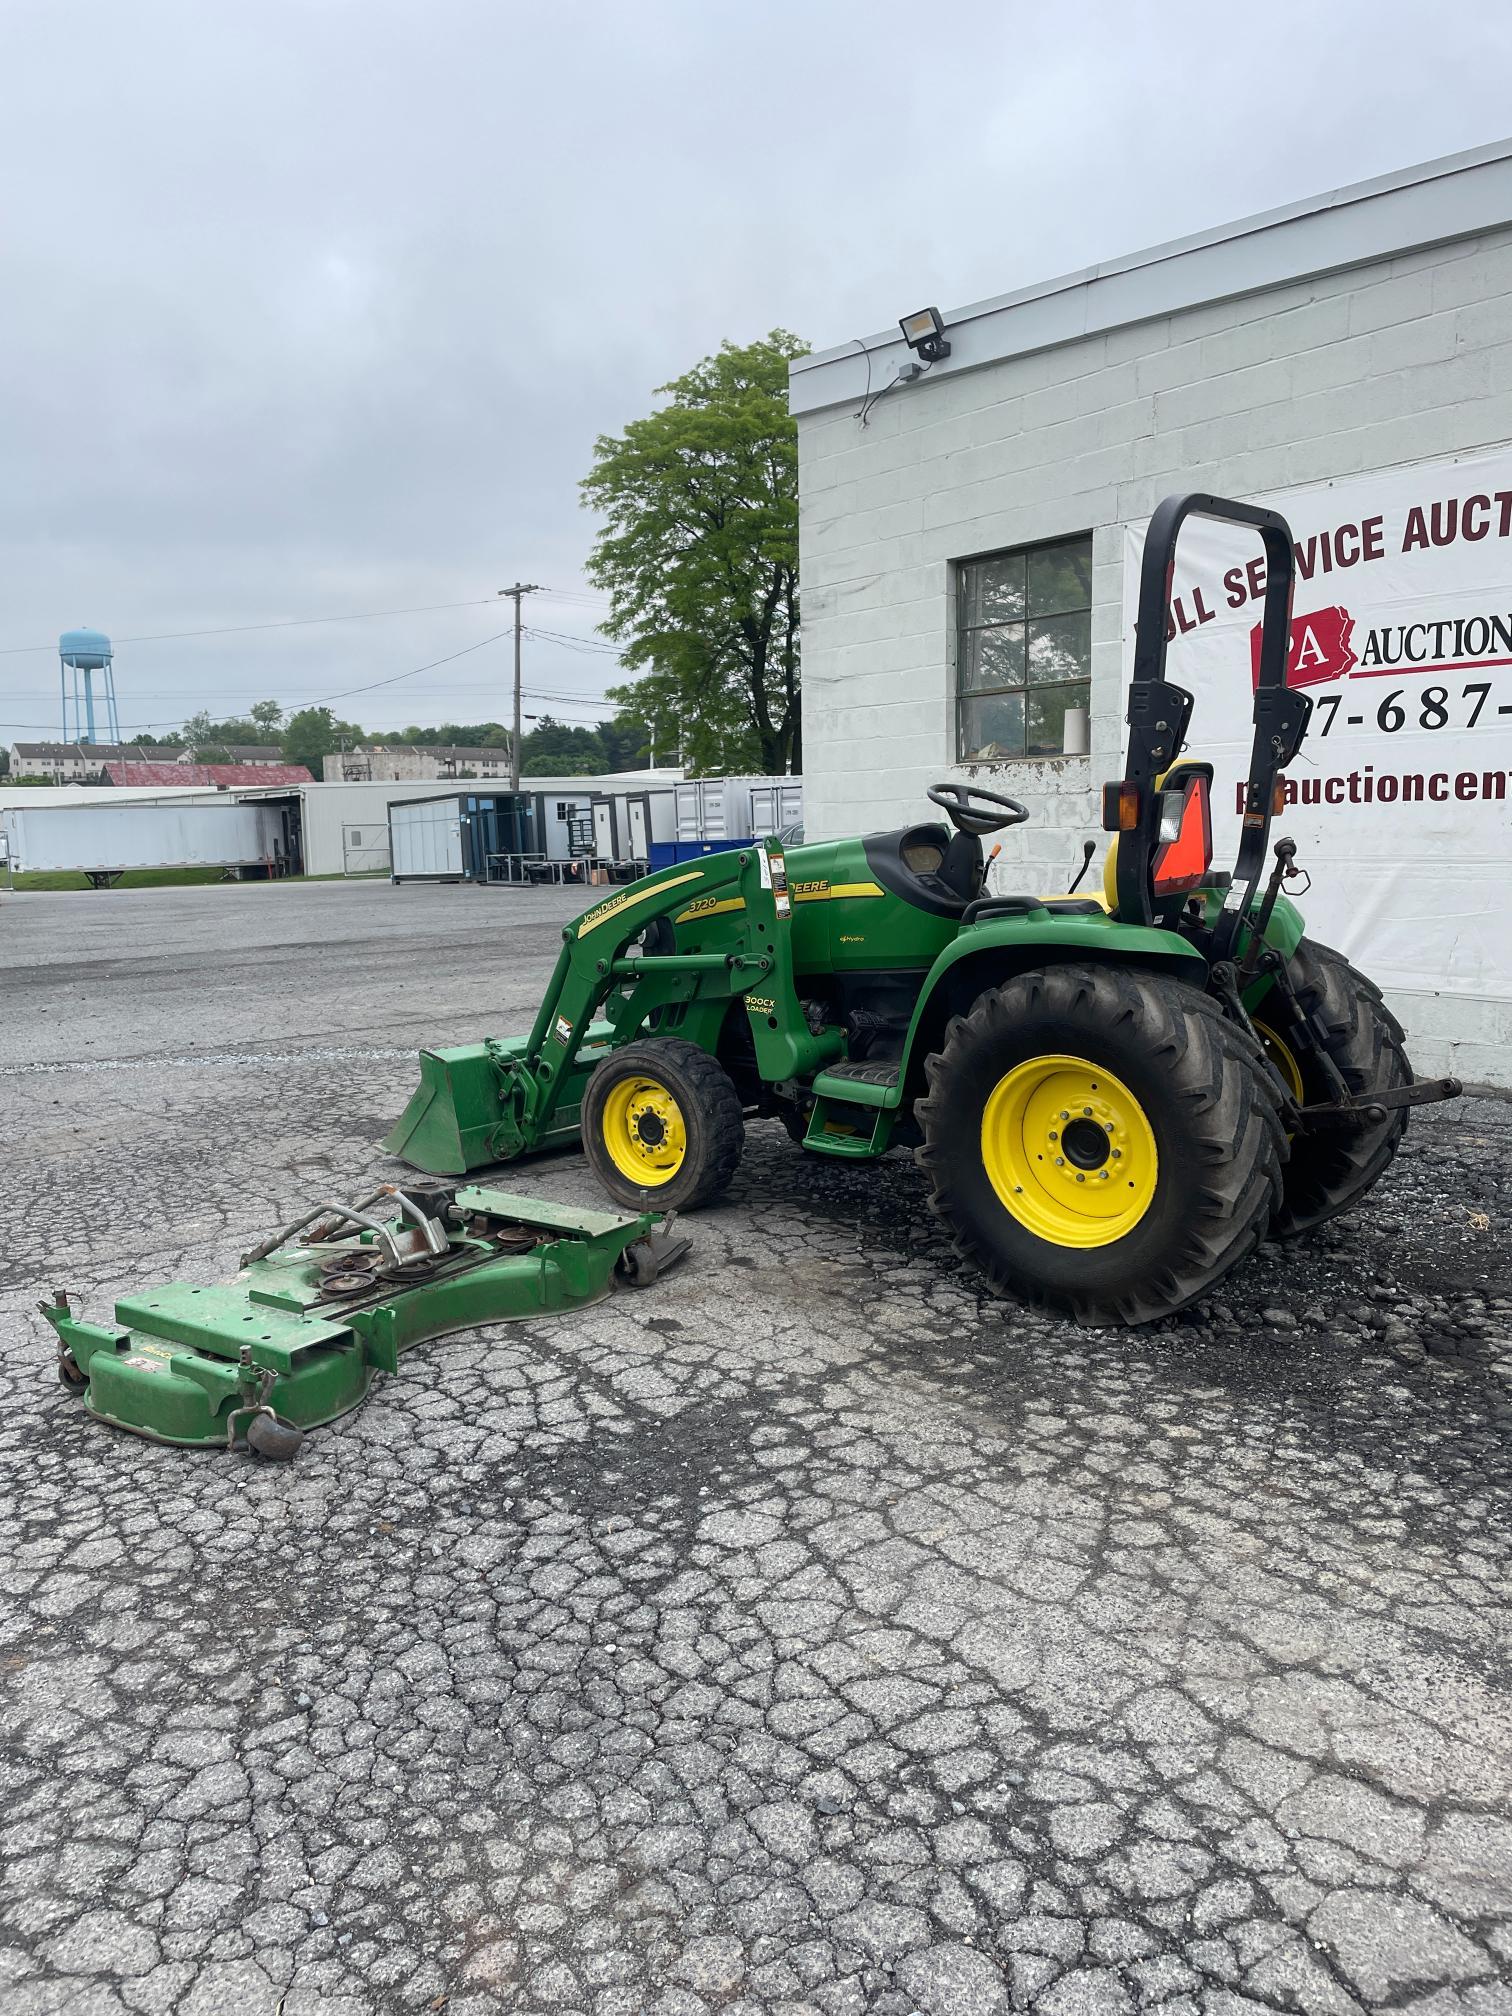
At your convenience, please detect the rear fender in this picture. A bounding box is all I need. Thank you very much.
[897,913,1208,1104]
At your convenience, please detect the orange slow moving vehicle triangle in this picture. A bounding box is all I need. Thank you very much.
[1152,775,1212,895]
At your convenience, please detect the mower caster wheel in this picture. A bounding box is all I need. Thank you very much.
[57,1351,87,1393]
[619,1232,693,1288]
[246,1413,305,1462]
[621,1241,660,1288]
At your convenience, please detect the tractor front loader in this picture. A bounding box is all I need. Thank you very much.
[387,492,1461,1325]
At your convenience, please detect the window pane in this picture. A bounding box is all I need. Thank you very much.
[1026,613,1091,686]
[963,552,1026,627]
[962,622,1025,693]
[1026,682,1091,757]
[1027,538,1092,618]
[959,690,1025,762]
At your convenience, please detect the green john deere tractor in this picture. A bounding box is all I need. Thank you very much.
[386,492,1459,1325]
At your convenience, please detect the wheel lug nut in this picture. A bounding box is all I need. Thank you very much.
[1082,1107,1092,1116]
[1112,1149,1122,1159]
[1075,1173,1085,1183]
[1048,1130,1058,1141]
[1054,1157,1064,1167]
[1059,1110,1069,1120]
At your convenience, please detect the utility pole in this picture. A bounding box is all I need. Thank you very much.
[497,582,541,791]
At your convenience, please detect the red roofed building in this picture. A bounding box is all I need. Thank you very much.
[102,761,314,788]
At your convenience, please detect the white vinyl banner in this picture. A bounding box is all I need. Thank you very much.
[1122,450,1512,1049]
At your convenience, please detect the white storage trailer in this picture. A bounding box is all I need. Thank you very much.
[1,799,287,885]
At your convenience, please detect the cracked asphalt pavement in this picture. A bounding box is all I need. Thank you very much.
[3,879,1511,2016]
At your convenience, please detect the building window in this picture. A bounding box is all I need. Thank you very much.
[956,534,1092,761]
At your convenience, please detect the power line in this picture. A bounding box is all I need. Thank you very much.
[0,597,510,658]
[0,634,622,734]
[0,588,611,659]
[524,626,626,658]
[317,629,516,704]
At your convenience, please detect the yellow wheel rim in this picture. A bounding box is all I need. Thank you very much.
[981,1055,1157,1249]
[601,1075,687,1187]
[1253,1019,1305,1102]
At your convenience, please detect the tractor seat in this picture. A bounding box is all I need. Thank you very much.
[960,893,1107,925]
[862,823,983,917]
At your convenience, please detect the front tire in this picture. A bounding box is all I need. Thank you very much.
[1256,938,1411,1238]
[916,964,1284,1325]
[582,1038,744,1212]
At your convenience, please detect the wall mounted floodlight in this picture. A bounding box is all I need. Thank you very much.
[899,306,951,363]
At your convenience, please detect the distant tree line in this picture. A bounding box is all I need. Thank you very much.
[122,705,653,778]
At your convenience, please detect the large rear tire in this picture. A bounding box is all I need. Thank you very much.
[916,964,1284,1325]
[1255,938,1411,1238]
[582,1038,744,1213]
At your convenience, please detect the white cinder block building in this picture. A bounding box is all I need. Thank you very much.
[791,142,1512,1083]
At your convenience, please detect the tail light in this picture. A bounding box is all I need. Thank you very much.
[1152,774,1212,896]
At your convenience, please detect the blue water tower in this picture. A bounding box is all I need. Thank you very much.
[60,627,120,745]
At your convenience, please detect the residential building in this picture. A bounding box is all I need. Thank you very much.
[323,744,513,783]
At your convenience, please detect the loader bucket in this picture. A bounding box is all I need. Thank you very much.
[383,1044,509,1175]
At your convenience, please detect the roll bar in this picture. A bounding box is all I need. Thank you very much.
[1115,491,1312,953]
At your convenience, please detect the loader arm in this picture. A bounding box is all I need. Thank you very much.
[385,840,842,1177]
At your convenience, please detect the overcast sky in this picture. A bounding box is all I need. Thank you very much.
[3,0,1510,745]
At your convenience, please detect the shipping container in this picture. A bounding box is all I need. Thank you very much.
[750,779,804,838]
[653,776,802,868]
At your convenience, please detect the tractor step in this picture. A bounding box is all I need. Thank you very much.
[803,1093,898,1158]
[41,1184,667,1457]
[811,1060,901,1108]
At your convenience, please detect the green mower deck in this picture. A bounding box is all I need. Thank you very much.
[41,1183,679,1457]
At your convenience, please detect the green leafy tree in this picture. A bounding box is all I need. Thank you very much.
[183,708,283,760]
[393,721,511,748]
[581,330,806,777]
[520,714,606,776]
[598,713,651,771]
[280,707,364,775]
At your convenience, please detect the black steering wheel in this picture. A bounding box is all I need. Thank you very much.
[926,781,1031,837]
